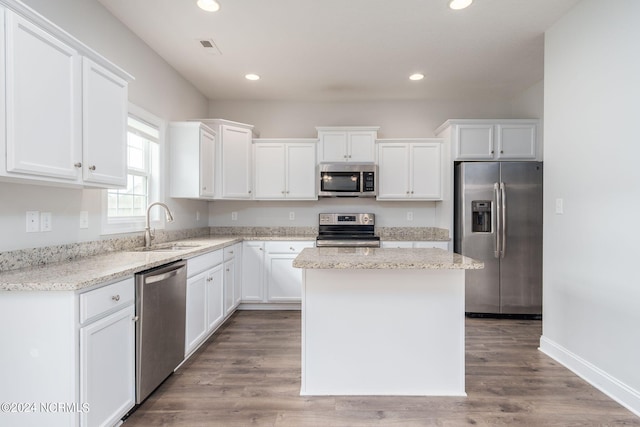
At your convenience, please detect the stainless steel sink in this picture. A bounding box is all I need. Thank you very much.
[136,243,202,252]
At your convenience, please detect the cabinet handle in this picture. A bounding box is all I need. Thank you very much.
[74,162,82,168]
[406,191,410,195]
[248,190,252,194]
[132,316,139,322]
[282,191,285,194]
[112,295,120,302]
[411,191,414,194]
[259,247,263,251]
[286,191,290,194]
[203,186,207,190]
[290,246,295,251]
[500,150,504,154]
[226,268,230,272]
[343,155,347,159]
[491,150,495,154]
[229,251,234,255]
[88,165,96,171]
[348,155,352,158]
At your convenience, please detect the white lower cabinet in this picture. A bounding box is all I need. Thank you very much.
[241,241,265,302]
[80,304,135,427]
[223,243,242,316]
[381,241,450,250]
[185,250,224,357]
[242,240,314,305]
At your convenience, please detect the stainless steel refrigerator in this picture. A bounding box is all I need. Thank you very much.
[454,162,543,316]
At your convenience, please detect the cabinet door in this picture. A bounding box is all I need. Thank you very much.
[265,252,302,302]
[254,143,286,199]
[348,131,376,162]
[232,244,243,307]
[200,129,216,197]
[207,264,224,331]
[410,143,442,200]
[223,259,235,316]
[318,131,348,162]
[496,124,536,159]
[286,143,317,199]
[5,11,82,181]
[80,305,135,427]
[82,58,128,187]
[221,125,253,198]
[377,143,409,200]
[241,242,265,301]
[455,125,494,160]
[185,271,208,354]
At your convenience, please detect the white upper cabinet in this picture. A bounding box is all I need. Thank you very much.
[202,119,255,199]
[169,122,216,199]
[4,10,82,181]
[82,58,128,187]
[316,126,379,163]
[436,119,538,161]
[0,5,133,188]
[377,139,443,201]
[253,139,317,200]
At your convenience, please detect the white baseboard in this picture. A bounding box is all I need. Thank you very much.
[238,302,301,311]
[539,335,640,417]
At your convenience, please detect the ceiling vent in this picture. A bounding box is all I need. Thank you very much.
[198,39,222,55]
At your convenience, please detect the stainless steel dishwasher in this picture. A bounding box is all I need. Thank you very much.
[135,260,187,404]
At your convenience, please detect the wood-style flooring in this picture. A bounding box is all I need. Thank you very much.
[123,311,639,426]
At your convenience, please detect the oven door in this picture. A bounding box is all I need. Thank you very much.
[319,171,361,197]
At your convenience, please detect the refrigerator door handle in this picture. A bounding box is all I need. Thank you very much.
[500,182,507,258]
[494,183,501,258]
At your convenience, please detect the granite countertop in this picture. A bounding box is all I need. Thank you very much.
[292,247,483,270]
[0,236,244,292]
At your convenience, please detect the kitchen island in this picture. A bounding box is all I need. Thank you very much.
[293,247,483,396]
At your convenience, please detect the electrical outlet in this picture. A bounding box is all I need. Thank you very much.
[289,211,295,220]
[555,198,564,215]
[231,211,238,221]
[407,211,413,221]
[196,211,200,221]
[26,211,40,233]
[79,211,89,229]
[40,212,52,232]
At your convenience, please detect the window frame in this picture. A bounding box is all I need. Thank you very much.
[101,103,166,235]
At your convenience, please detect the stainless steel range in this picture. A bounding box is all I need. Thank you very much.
[316,213,380,248]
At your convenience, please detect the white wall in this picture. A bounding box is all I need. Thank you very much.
[209,99,516,138]
[541,0,640,416]
[0,0,209,252]
[208,98,519,229]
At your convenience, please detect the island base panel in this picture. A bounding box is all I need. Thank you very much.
[301,268,466,396]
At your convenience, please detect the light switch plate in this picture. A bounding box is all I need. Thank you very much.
[555,198,564,214]
[40,212,52,232]
[231,211,238,221]
[79,211,89,229]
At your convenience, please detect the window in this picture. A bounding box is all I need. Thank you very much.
[102,105,164,235]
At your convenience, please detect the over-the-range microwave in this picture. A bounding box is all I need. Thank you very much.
[318,163,377,197]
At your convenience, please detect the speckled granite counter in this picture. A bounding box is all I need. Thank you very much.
[0,237,242,292]
[293,247,482,270]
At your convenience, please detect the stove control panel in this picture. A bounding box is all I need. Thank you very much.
[319,213,375,225]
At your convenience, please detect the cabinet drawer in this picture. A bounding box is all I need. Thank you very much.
[188,249,223,277]
[223,244,239,261]
[264,241,315,254]
[80,278,134,324]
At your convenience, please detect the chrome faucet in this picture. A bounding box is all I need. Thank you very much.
[144,202,175,249]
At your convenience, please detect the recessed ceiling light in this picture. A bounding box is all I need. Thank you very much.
[197,0,220,12]
[449,0,473,10]
[409,73,425,81]
[245,74,260,81]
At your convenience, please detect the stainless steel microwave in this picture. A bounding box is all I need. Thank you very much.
[318,163,377,197]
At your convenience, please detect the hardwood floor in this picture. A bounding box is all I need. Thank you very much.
[123,311,639,426]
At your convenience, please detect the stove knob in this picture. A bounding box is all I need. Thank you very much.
[363,215,370,224]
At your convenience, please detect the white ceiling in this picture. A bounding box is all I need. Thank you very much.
[97,0,580,102]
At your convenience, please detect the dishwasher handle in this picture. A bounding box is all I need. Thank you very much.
[142,263,187,285]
